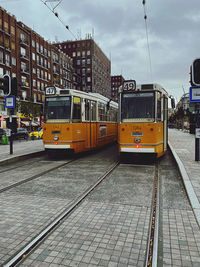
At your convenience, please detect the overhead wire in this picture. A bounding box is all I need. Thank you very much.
[40,0,77,40]
[142,0,153,82]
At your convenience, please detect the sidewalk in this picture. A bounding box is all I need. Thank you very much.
[0,139,44,165]
[168,128,200,227]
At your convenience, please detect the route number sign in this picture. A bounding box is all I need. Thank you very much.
[45,86,56,95]
[123,80,136,91]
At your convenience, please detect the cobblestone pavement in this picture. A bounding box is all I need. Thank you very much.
[20,161,155,266]
[0,139,44,163]
[159,147,200,267]
[168,129,200,205]
[0,145,117,265]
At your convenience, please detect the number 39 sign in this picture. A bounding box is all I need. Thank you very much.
[123,80,136,91]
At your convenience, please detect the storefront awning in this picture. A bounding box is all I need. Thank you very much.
[21,121,30,126]
[32,122,40,126]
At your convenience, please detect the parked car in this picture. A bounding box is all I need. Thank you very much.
[14,128,29,140]
[29,128,43,139]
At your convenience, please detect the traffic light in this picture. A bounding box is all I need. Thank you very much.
[11,77,17,96]
[191,58,200,86]
[0,75,10,95]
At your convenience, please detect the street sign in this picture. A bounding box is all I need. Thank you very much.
[123,80,136,91]
[5,96,15,108]
[5,128,11,137]
[190,86,200,102]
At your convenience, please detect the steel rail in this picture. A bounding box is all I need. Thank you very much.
[0,159,75,193]
[145,163,159,267]
[3,161,119,267]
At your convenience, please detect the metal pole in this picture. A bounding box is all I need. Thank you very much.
[195,104,200,161]
[9,115,13,154]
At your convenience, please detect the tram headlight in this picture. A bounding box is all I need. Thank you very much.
[134,137,141,143]
[54,136,59,141]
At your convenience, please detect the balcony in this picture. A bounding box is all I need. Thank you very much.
[20,54,29,61]
[21,81,30,88]
[20,39,29,47]
[21,68,30,75]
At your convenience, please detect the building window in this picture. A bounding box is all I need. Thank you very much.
[72,52,76,57]
[87,76,91,82]
[21,62,26,71]
[87,50,90,56]
[37,81,40,90]
[36,42,39,52]
[20,47,26,56]
[11,26,15,35]
[37,68,40,78]
[77,51,81,57]
[32,52,35,61]
[33,68,36,74]
[4,21,8,33]
[20,33,25,41]
[0,51,3,63]
[77,59,80,65]
[5,54,10,66]
[32,40,35,47]
[0,67,3,76]
[87,58,90,64]
[82,51,85,57]
[11,41,15,50]
[33,79,36,87]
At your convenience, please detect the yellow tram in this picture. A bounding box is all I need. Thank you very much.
[43,87,118,154]
[118,83,169,159]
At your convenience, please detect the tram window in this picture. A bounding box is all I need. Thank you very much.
[98,103,106,121]
[73,97,81,121]
[85,99,90,121]
[91,101,97,121]
[46,97,71,120]
[157,92,161,121]
[121,93,155,122]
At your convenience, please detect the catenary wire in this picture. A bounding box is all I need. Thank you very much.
[142,0,153,82]
[40,0,77,40]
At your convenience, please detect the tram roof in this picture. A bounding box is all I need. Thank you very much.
[137,83,168,96]
[49,87,118,108]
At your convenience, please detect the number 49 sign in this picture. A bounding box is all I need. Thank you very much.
[123,80,136,91]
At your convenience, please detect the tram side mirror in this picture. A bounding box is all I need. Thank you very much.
[171,98,175,109]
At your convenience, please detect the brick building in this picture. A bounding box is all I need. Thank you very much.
[55,38,111,99]
[0,6,75,125]
[111,75,125,102]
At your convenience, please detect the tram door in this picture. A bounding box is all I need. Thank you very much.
[163,96,168,151]
[85,100,97,149]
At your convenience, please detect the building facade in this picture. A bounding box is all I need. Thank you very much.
[111,75,125,102]
[55,38,111,99]
[0,6,75,127]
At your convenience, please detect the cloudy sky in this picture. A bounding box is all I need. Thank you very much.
[1,0,200,101]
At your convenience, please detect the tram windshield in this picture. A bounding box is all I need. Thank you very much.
[45,97,71,121]
[121,92,155,122]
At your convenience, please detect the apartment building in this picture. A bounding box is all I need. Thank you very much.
[111,75,125,102]
[0,6,75,122]
[55,38,111,99]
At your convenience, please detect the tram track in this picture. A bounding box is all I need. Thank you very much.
[1,147,194,267]
[0,159,76,194]
[4,161,120,267]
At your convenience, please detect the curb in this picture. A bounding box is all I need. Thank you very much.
[0,150,46,166]
[168,141,200,228]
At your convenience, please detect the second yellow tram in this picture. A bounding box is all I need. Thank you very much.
[43,87,118,155]
[118,83,168,159]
